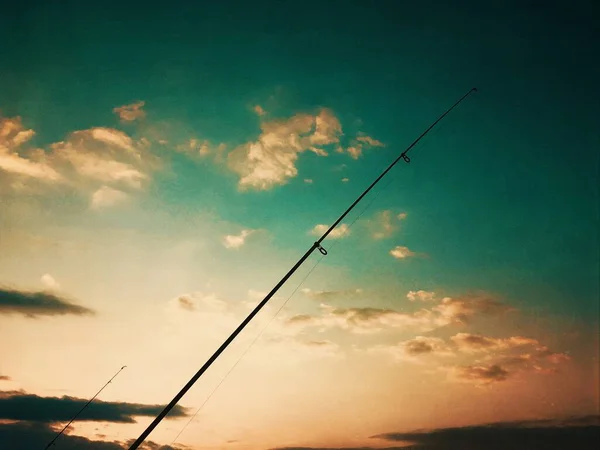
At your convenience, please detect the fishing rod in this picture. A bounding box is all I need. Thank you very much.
[128,87,478,449]
[44,365,127,449]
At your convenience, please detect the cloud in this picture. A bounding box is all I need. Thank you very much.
[222,229,255,249]
[254,105,266,116]
[451,364,510,384]
[0,116,62,183]
[337,133,385,160]
[371,336,454,362]
[310,224,350,239]
[407,290,436,302]
[0,376,10,381]
[369,210,406,240]
[310,109,342,146]
[91,186,129,209]
[175,138,225,158]
[113,101,146,122]
[389,245,416,259]
[227,109,341,191]
[0,421,187,450]
[371,416,600,450]
[341,177,349,182]
[301,287,363,301]
[356,135,385,147]
[450,333,540,353]
[51,127,158,190]
[287,293,514,335]
[170,292,229,313]
[1,112,159,204]
[304,178,313,184]
[0,390,189,423]
[40,273,60,290]
[287,304,435,334]
[0,287,94,317]
[432,295,514,326]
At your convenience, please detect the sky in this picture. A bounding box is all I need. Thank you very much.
[0,0,599,449]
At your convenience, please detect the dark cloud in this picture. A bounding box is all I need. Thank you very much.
[454,364,510,383]
[272,448,406,450]
[0,422,187,450]
[0,376,10,381]
[0,287,94,317]
[0,422,123,450]
[0,390,188,423]
[371,415,600,450]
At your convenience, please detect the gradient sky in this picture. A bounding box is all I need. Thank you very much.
[1,1,598,449]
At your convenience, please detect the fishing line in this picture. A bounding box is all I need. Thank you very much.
[170,144,419,445]
[170,254,326,446]
[44,365,127,449]
[128,87,478,449]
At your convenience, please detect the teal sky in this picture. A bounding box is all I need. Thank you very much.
[0,1,598,449]
[3,0,597,318]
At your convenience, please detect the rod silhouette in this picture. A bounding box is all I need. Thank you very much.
[44,365,127,449]
[128,87,478,449]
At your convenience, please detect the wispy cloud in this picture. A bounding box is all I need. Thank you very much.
[222,229,255,249]
[407,290,436,302]
[310,224,350,239]
[287,293,514,335]
[369,210,407,239]
[370,336,454,362]
[450,332,540,353]
[40,273,60,290]
[112,101,146,123]
[0,116,62,184]
[336,133,385,160]
[301,287,363,301]
[389,245,416,259]
[0,287,94,317]
[90,185,129,209]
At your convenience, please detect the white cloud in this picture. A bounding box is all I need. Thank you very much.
[370,210,407,240]
[389,245,416,259]
[40,273,60,290]
[0,116,62,183]
[407,290,436,302]
[304,178,313,184]
[227,110,341,191]
[310,223,350,239]
[223,229,255,249]
[310,109,342,146]
[113,101,146,122]
[90,186,129,209]
[51,127,157,191]
[341,177,350,183]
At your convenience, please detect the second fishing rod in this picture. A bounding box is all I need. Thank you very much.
[128,87,478,449]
